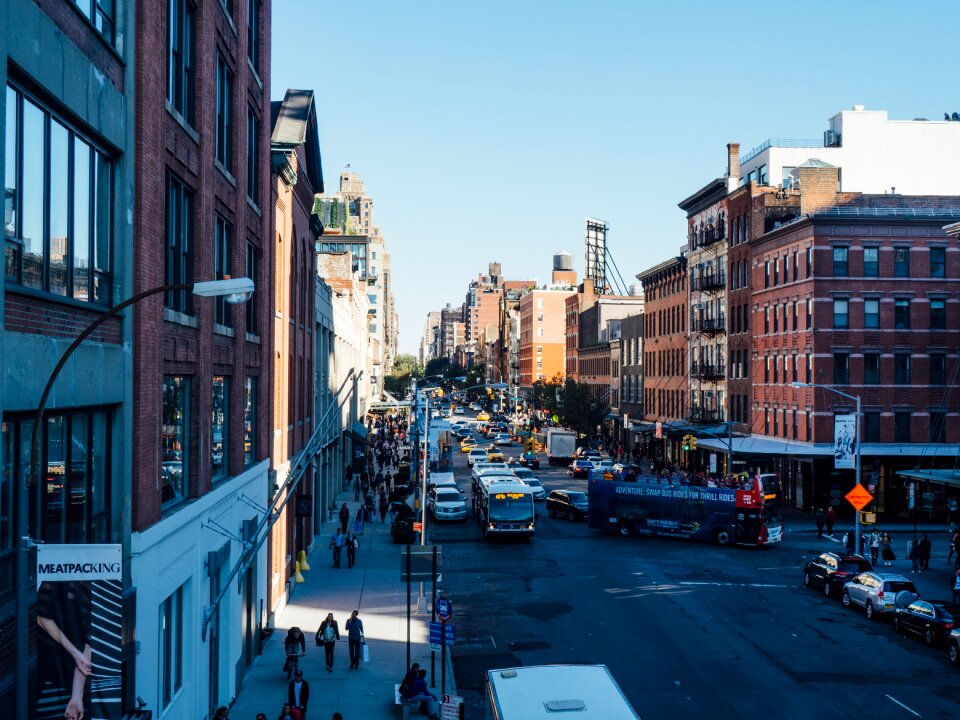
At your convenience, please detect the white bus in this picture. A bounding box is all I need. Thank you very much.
[473,476,534,539]
[486,664,639,719]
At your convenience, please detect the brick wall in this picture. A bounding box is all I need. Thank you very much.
[639,258,688,422]
[4,293,122,344]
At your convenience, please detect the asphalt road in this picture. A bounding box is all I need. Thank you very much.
[426,417,959,720]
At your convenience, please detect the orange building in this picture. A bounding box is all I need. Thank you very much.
[519,288,573,388]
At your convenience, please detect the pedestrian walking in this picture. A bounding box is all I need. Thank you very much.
[953,568,960,603]
[287,669,310,720]
[353,478,360,502]
[316,613,340,672]
[345,610,364,669]
[909,540,922,574]
[379,495,389,523]
[949,529,959,564]
[329,529,345,569]
[278,703,297,720]
[881,532,895,566]
[918,533,931,570]
[345,531,358,568]
[825,506,837,536]
[869,529,881,566]
[213,708,229,720]
[338,503,350,533]
[815,509,825,538]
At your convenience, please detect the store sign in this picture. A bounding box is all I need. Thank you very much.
[35,544,123,719]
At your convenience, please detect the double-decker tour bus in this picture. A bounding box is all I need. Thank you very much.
[473,476,535,540]
[587,470,783,546]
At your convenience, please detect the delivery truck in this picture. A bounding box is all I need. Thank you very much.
[485,664,639,719]
[545,428,576,466]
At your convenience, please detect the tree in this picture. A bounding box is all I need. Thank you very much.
[384,354,422,396]
[424,356,450,378]
[558,379,608,438]
[528,375,564,415]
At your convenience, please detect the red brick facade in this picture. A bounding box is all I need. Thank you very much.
[638,257,688,423]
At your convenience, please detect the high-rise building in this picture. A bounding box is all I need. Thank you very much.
[519,288,573,388]
[419,310,442,366]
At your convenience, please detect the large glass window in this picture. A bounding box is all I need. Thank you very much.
[832,247,848,276]
[930,353,946,385]
[833,353,849,384]
[864,353,880,385]
[930,247,946,278]
[161,376,190,506]
[864,299,879,328]
[833,298,848,328]
[863,412,881,443]
[214,215,232,327]
[167,0,196,124]
[247,0,260,71]
[73,0,114,43]
[893,247,910,277]
[216,53,233,172]
[930,299,946,330]
[212,377,229,480]
[245,242,259,335]
[165,174,193,313]
[894,412,911,443]
[863,247,879,277]
[4,87,112,302]
[894,299,910,329]
[894,354,910,385]
[244,377,256,466]
[929,411,946,444]
[246,108,259,205]
[160,584,185,710]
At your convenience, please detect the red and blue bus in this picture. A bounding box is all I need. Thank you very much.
[587,471,783,546]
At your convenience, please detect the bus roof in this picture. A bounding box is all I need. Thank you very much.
[487,664,639,719]
[479,478,530,494]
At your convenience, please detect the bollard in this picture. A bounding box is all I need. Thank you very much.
[298,549,311,571]
[294,561,305,583]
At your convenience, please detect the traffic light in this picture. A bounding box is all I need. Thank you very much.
[525,438,536,453]
[682,435,692,452]
[689,436,697,451]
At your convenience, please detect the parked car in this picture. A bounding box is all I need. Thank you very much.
[477,412,490,421]
[546,490,588,521]
[429,488,468,521]
[390,502,416,544]
[512,469,545,500]
[467,448,488,466]
[949,628,960,666]
[427,475,459,492]
[495,433,512,446]
[803,553,873,597]
[893,600,958,647]
[842,572,918,620]
[591,459,615,472]
[568,459,594,478]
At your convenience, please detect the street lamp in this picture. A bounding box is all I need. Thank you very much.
[793,381,862,552]
[17,277,254,719]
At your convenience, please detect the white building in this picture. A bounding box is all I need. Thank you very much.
[738,106,960,194]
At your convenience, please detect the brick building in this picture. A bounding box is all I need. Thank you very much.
[518,288,571,388]
[637,255,688,463]
[619,313,644,451]
[129,1,274,716]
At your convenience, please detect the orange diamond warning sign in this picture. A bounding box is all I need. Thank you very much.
[845,484,873,512]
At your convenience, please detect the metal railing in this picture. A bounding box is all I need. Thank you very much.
[688,406,725,422]
[692,271,726,292]
[693,316,726,334]
[690,363,726,379]
[740,138,823,165]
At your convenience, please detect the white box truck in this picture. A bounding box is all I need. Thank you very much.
[545,428,576,466]
[486,664,639,719]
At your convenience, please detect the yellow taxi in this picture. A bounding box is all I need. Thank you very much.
[486,449,506,462]
[460,440,478,453]
[477,412,490,422]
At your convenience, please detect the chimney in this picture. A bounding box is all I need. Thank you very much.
[798,161,840,215]
[726,143,740,181]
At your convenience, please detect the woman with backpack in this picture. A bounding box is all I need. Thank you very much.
[316,613,340,672]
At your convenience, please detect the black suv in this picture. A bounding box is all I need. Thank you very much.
[803,552,873,597]
[546,490,589,521]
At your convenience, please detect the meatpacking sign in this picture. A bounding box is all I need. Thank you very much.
[37,544,122,581]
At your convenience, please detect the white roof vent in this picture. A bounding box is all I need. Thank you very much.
[852,104,865,111]
[544,699,587,712]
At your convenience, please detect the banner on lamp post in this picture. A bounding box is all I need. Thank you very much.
[35,544,123,720]
[833,414,856,470]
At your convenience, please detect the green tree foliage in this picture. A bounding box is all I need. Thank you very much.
[558,379,608,437]
[384,354,422,396]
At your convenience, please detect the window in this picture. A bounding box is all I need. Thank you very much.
[894,299,910,329]
[213,216,232,326]
[160,585,185,710]
[242,377,257,465]
[792,302,798,331]
[773,305,779,332]
[165,174,193,313]
[864,353,880,384]
[929,411,946,443]
[763,308,769,334]
[894,412,911,443]
[245,242,258,335]
[806,299,812,329]
[833,353,849,384]
[864,299,879,329]
[246,108,259,204]
[773,257,779,285]
[930,247,946,278]
[930,299,946,330]
[220,0,234,17]
[764,261,769,288]
[161,376,190,506]
[893,247,910,277]
[247,0,260,72]
[806,247,813,278]
[4,86,112,303]
[216,53,233,172]
[212,376,229,479]
[74,0,114,42]
[758,164,768,185]
[863,247,878,277]
[863,412,881,443]
[832,247,848,276]
[930,353,946,385]
[168,0,196,124]
[792,251,799,282]
[894,353,910,384]
[807,354,813,382]
[792,354,798,383]
[833,299,849,328]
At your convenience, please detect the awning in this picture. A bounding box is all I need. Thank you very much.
[861,443,960,457]
[697,436,833,457]
[344,421,369,444]
[896,468,960,489]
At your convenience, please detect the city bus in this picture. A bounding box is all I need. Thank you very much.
[587,470,783,546]
[486,664,639,719]
[473,476,535,540]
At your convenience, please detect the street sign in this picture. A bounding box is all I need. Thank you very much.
[400,546,443,582]
[436,596,453,621]
[413,522,423,533]
[845,484,873,512]
[655,421,663,439]
[441,695,463,719]
[429,621,455,647]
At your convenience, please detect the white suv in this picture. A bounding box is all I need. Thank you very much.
[842,572,918,620]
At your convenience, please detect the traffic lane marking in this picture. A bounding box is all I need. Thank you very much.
[885,694,921,718]
[678,581,791,588]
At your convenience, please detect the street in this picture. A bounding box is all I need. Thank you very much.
[430,429,959,720]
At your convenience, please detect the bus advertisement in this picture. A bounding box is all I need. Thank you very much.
[587,471,783,546]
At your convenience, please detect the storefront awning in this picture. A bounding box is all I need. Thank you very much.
[344,421,369,444]
[697,436,833,457]
[896,468,960,490]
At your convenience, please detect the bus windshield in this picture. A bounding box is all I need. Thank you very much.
[489,498,533,523]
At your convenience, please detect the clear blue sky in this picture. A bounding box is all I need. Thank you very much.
[271,0,959,356]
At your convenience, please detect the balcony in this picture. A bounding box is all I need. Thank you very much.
[691,363,725,380]
[700,224,725,248]
[692,271,726,292]
[688,406,724,423]
[692,315,725,335]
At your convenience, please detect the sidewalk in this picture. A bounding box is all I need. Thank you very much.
[228,486,454,720]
